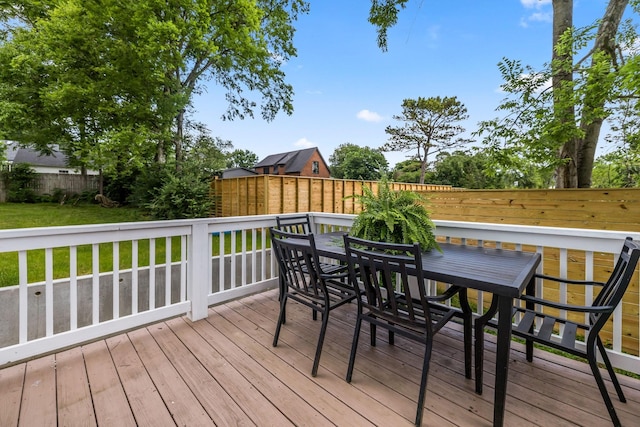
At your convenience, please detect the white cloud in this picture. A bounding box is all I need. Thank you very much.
[520,0,552,27]
[521,0,551,9]
[294,137,315,148]
[529,12,552,23]
[356,109,384,122]
[427,25,441,41]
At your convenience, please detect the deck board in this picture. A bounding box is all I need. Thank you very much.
[56,346,96,427]
[0,363,24,427]
[82,340,137,426]
[1,288,640,426]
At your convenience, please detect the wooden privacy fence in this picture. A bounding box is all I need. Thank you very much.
[423,188,640,232]
[210,175,457,217]
[211,177,640,354]
[0,173,99,202]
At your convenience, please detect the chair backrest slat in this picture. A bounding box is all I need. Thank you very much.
[590,237,640,331]
[276,214,313,234]
[344,235,432,331]
[270,227,324,300]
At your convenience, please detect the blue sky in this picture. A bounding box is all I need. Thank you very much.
[193,0,626,168]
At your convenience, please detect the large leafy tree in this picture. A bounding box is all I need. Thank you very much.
[0,0,308,175]
[381,96,471,184]
[367,0,640,188]
[391,159,423,183]
[329,143,388,180]
[226,149,259,169]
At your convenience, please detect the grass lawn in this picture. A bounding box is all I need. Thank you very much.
[0,203,263,287]
[0,203,151,229]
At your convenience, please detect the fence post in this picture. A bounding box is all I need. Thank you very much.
[187,222,209,321]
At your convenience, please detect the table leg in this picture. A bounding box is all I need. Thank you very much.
[493,295,514,427]
[474,297,499,394]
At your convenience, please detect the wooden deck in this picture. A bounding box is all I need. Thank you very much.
[2,288,640,426]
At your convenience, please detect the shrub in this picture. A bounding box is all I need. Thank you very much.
[148,169,212,219]
[2,163,38,203]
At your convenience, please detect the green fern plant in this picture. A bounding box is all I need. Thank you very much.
[349,179,440,252]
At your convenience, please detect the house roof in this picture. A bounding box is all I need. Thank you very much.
[254,147,325,174]
[5,142,69,168]
[221,167,258,178]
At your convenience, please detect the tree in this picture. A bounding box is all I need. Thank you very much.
[391,159,423,183]
[591,151,640,188]
[381,96,472,184]
[367,0,640,188]
[329,143,388,180]
[0,0,308,178]
[226,149,259,169]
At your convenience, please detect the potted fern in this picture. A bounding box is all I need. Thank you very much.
[349,178,440,252]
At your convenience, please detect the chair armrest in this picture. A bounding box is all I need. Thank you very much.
[534,273,606,287]
[519,294,613,313]
[425,285,463,303]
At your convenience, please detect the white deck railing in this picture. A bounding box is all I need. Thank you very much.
[0,212,639,375]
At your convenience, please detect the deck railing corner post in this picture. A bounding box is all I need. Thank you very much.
[187,222,209,321]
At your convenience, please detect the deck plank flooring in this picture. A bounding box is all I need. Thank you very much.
[2,288,640,426]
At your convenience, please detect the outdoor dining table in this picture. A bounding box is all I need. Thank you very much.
[312,231,542,427]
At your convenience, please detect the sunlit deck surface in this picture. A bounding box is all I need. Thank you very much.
[2,288,640,426]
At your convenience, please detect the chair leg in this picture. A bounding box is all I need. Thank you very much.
[587,343,622,427]
[474,318,485,394]
[597,337,626,402]
[273,295,287,347]
[370,323,377,347]
[311,310,329,377]
[346,316,363,383]
[414,339,432,426]
[525,339,534,362]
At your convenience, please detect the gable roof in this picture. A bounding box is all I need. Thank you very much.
[5,142,69,168]
[254,147,326,174]
[221,167,258,178]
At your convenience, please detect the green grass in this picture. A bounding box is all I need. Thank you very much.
[0,203,263,287]
[0,203,151,229]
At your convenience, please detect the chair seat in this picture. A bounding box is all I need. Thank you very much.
[486,306,586,354]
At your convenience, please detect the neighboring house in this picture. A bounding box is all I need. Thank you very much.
[254,147,331,178]
[220,167,258,178]
[3,141,98,175]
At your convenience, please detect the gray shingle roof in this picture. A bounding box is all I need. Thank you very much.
[254,147,319,173]
[5,142,69,168]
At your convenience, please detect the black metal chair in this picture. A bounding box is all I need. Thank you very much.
[474,237,640,427]
[270,227,358,376]
[274,215,348,300]
[343,235,472,426]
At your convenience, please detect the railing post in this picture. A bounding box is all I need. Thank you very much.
[187,222,209,321]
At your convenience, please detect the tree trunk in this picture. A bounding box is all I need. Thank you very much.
[552,0,577,188]
[576,0,628,188]
[174,108,185,172]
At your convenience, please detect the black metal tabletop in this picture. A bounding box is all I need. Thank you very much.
[313,231,541,298]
